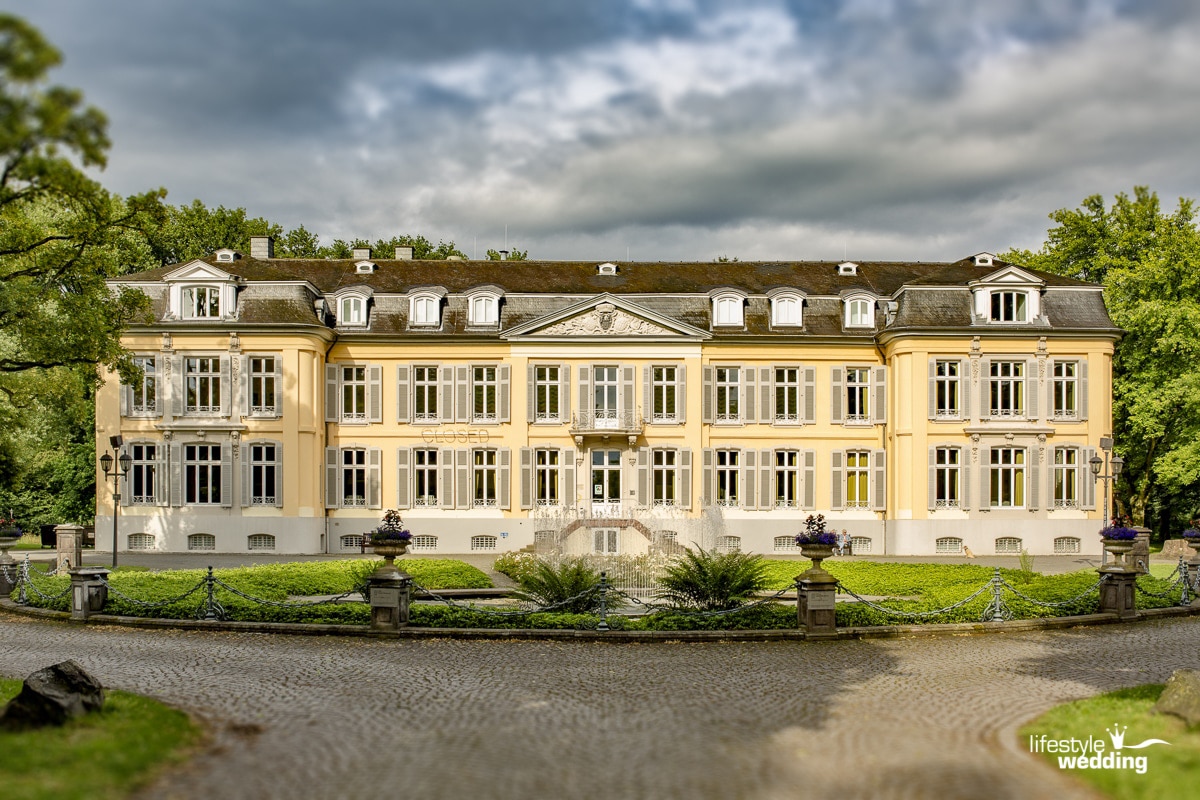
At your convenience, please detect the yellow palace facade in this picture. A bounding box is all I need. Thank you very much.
[96,237,1118,556]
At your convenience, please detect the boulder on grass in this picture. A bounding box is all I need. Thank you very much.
[1154,668,1200,728]
[0,660,105,730]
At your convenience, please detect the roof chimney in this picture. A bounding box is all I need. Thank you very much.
[352,246,371,260]
[394,246,413,260]
[249,235,274,259]
[498,249,509,261]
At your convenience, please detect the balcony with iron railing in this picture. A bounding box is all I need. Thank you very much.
[570,407,644,444]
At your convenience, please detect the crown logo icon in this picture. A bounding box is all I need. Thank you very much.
[1107,723,1127,750]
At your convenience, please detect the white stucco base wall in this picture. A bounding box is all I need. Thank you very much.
[886,518,1103,557]
[95,515,327,555]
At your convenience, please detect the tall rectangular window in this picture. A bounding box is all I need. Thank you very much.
[653,450,677,506]
[775,450,799,508]
[715,367,739,422]
[934,447,959,508]
[184,443,221,505]
[341,449,367,506]
[774,367,799,423]
[990,447,1025,507]
[845,450,870,507]
[473,366,498,422]
[185,357,221,413]
[1053,361,1077,418]
[652,366,678,421]
[716,450,739,506]
[1054,448,1078,508]
[413,366,438,421]
[535,449,560,505]
[182,285,220,318]
[341,366,367,421]
[130,443,157,504]
[990,291,1028,322]
[988,361,1024,416]
[249,443,277,505]
[934,360,959,417]
[534,366,560,421]
[414,449,437,505]
[130,356,157,415]
[593,365,618,421]
[474,449,498,506]
[248,356,277,415]
[846,368,870,422]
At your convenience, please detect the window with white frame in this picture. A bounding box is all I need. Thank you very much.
[342,366,367,422]
[845,450,870,508]
[715,450,739,506]
[1054,536,1081,554]
[936,537,963,554]
[1053,361,1078,418]
[988,361,1024,416]
[716,535,741,553]
[340,535,364,550]
[413,366,438,421]
[774,367,799,423]
[934,447,960,508]
[188,533,215,551]
[594,528,619,554]
[410,294,440,327]
[411,534,438,551]
[713,295,744,326]
[772,295,802,326]
[185,357,222,413]
[995,537,1022,554]
[413,449,438,506]
[248,356,277,416]
[473,449,498,507]
[775,450,799,508]
[846,367,870,422]
[341,448,368,507]
[248,443,277,506]
[990,290,1028,322]
[129,356,157,415]
[469,294,499,326]
[248,534,275,551]
[651,366,679,421]
[184,444,222,505]
[989,447,1025,508]
[593,365,618,421]
[851,536,873,554]
[845,297,873,327]
[715,367,739,422]
[1054,448,1079,508]
[182,285,221,318]
[774,535,801,552]
[339,295,366,326]
[535,449,560,506]
[653,449,677,506]
[471,535,497,550]
[128,533,155,551]
[473,366,498,422]
[534,366,560,421]
[129,443,157,504]
[934,360,959,418]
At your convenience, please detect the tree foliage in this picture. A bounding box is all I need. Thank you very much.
[486,247,528,260]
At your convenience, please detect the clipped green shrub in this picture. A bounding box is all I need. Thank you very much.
[657,548,769,610]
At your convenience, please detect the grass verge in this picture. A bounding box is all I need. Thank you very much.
[0,677,200,800]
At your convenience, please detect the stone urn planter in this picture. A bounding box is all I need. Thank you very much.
[0,530,20,566]
[370,540,411,567]
[1101,537,1137,571]
[798,542,836,572]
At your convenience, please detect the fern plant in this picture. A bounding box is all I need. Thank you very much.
[512,558,606,613]
[656,548,769,610]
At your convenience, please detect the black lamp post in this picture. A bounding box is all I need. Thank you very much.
[100,435,132,569]
[1089,436,1124,564]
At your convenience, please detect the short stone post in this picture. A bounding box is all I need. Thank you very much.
[368,567,412,631]
[55,524,83,573]
[69,567,110,620]
[796,569,839,638]
[1131,528,1151,574]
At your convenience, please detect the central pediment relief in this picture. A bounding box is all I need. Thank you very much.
[503,294,710,340]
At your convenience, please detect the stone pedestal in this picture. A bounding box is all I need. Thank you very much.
[797,570,839,639]
[1098,568,1137,620]
[55,525,83,573]
[368,569,412,631]
[69,568,110,620]
[0,551,16,598]
[1131,528,1151,574]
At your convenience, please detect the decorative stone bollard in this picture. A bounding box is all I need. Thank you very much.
[68,568,110,620]
[796,569,839,639]
[367,567,412,631]
[55,524,83,574]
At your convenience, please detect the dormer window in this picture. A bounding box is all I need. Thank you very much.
[410,294,440,327]
[838,262,859,276]
[182,285,221,318]
[339,296,366,326]
[355,260,376,274]
[990,291,1028,322]
[215,249,236,263]
[597,262,618,275]
[845,296,874,328]
[712,294,744,327]
[771,294,803,327]
[973,252,995,267]
[469,295,499,326]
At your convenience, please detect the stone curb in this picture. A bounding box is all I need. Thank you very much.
[2,596,1196,642]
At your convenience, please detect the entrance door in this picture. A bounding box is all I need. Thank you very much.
[593,366,619,428]
[591,449,622,515]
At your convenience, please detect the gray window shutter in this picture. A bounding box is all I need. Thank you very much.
[216,355,230,417]
[872,449,886,511]
[153,362,164,418]
[169,443,181,507]
[702,448,714,506]
[742,449,756,510]
[527,365,536,423]
[679,448,692,509]
[397,365,410,423]
[439,366,453,423]
[758,448,772,510]
[759,367,771,421]
[220,444,233,507]
[830,451,844,510]
[368,365,383,423]
[979,357,991,417]
[272,357,283,418]
[927,447,938,510]
[455,448,470,509]
[872,367,887,424]
[563,448,576,508]
[803,449,816,509]
[171,355,184,417]
[397,448,411,508]
[1080,357,1089,419]
[560,365,571,421]
[743,368,756,423]
[831,366,844,423]
[927,359,937,420]
[959,358,970,420]
[1028,447,1040,510]
[702,366,714,423]
[241,444,251,508]
[239,355,249,417]
[1082,447,1096,509]
[803,366,816,424]
[621,365,635,421]
[578,366,590,416]
[455,366,470,423]
[368,447,382,509]
[119,382,129,417]
[155,445,169,506]
[982,447,992,508]
[637,447,650,506]
[273,442,283,508]
[499,448,511,509]
[325,447,338,509]
[1026,359,1039,420]
[439,448,455,509]
[325,364,339,422]
[677,365,686,423]
[520,447,533,510]
[499,364,511,423]
[643,366,652,423]
[960,451,970,511]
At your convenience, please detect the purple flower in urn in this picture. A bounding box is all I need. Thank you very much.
[1181,529,1200,540]
[370,510,413,544]
[795,514,839,546]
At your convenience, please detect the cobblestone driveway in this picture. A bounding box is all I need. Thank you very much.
[1,615,1196,800]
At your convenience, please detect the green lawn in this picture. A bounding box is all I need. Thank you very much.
[0,678,200,800]
[1021,684,1200,799]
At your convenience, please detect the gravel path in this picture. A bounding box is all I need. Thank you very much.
[1,614,1195,799]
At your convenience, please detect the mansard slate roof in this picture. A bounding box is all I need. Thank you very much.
[118,254,1118,337]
